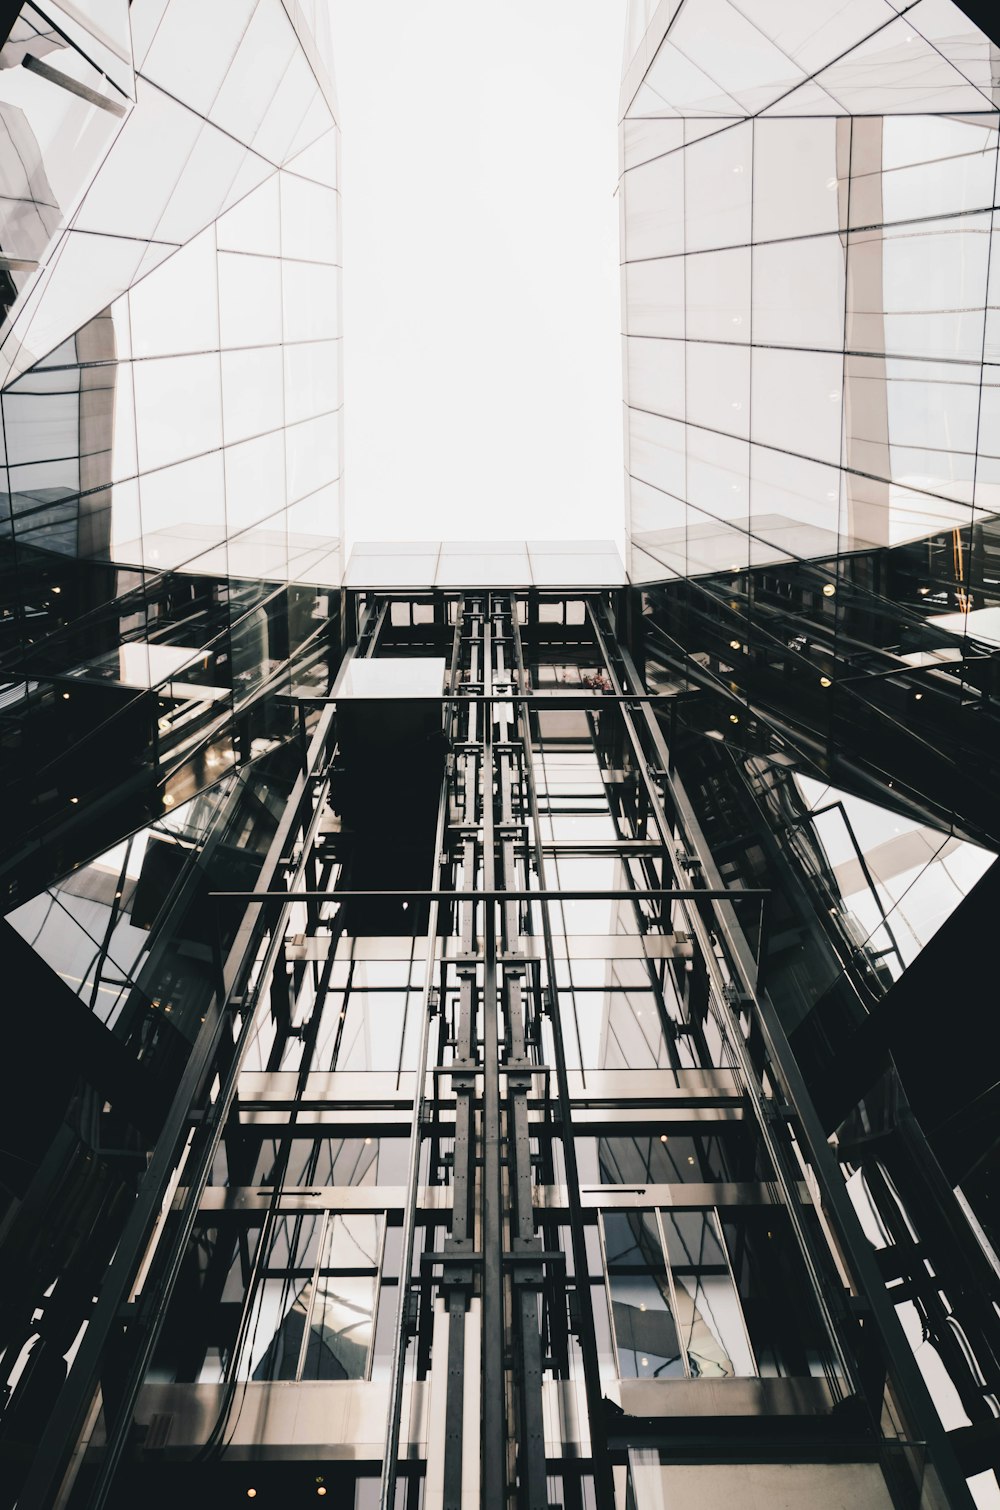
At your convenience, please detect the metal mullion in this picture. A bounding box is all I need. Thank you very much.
[480,598,506,1510]
[511,598,615,1510]
[653,1208,691,1381]
[294,1210,330,1381]
[712,1205,759,1379]
[379,599,458,1510]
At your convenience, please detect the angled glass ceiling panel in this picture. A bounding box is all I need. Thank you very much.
[4,229,147,380]
[153,122,256,245]
[667,0,806,112]
[41,0,133,97]
[284,127,339,190]
[728,0,894,74]
[71,77,199,238]
[904,0,1000,102]
[216,174,281,256]
[209,0,297,148]
[252,48,321,167]
[622,119,685,172]
[642,31,742,115]
[814,13,995,113]
[277,75,335,166]
[759,77,848,114]
[140,0,256,114]
[129,0,170,70]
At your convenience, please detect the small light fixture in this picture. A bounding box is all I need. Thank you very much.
[729,713,739,724]
[640,1356,649,1367]
[70,796,79,805]
[62,691,70,700]
[365,1137,372,1146]
[659,1134,668,1143]
[163,793,175,806]
[822,583,835,598]
[51,585,61,594]
[729,639,740,651]
[914,692,923,701]
[820,676,832,688]
[687,1155,696,1165]
[918,585,930,596]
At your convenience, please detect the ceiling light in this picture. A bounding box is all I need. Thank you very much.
[822,583,835,597]
[820,676,832,688]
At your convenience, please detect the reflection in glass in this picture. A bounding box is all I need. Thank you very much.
[603,1212,684,1380]
[660,1210,755,1377]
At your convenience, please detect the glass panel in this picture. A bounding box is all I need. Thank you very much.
[661,1210,756,1377]
[603,1210,684,1379]
[683,122,752,253]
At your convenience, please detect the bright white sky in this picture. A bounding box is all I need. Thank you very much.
[327,0,627,551]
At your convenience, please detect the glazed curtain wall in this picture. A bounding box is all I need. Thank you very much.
[620,0,1000,583]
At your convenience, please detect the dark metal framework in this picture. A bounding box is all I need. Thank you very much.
[8,588,988,1510]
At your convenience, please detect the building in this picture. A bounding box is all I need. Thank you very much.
[0,2,999,1508]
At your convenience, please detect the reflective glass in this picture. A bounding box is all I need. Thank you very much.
[752,236,845,350]
[279,172,338,263]
[682,122,752,252]
[218,251,283,349]
[127,228,219,357]
[132,353,222,472]
[603,1211,684,1380]
[660,1210,756,1378]
[225,430,286,533]
[751,347,843,465]
[752,116,843,243]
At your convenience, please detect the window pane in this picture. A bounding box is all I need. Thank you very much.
[661,1210,756,1378]
[603,1211,684,1380]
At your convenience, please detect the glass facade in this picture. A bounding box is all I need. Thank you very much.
[620,0,1000,584]
[0,5,999,1510]
[1,0,343,903]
